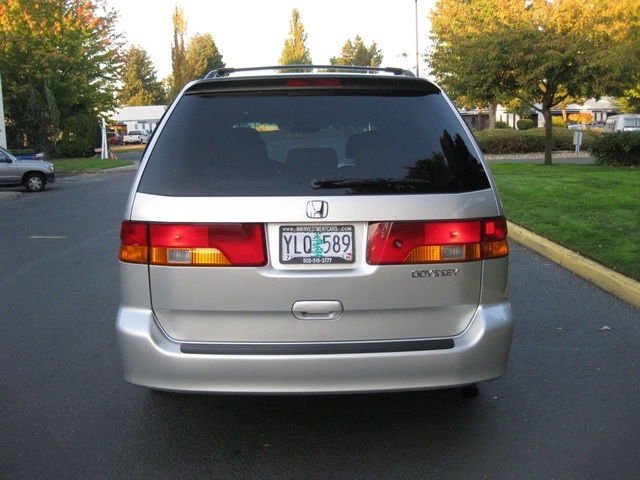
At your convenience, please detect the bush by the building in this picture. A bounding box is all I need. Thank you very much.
[516,119,535,130]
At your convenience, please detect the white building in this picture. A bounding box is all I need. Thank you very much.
[113,105,167,134]
[496,97,621,128]
[460,97,621,130]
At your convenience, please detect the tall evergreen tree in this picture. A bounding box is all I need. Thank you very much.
[330,35,383,67]
[186,33,225,80]
[20,81,60,154]
[120,45,165,106]
[169,4,189,99]
[279,9,312,66]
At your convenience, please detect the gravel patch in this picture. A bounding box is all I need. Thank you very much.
[484,150,593,163]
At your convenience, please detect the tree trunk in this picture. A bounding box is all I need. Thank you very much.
[489,102,498,129]
[543,108,554,166]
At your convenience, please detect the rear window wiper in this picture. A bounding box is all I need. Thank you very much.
[311,178,431,190]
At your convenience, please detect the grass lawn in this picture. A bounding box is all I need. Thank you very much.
[50,144,143,171]
[488,163,640,281]
[51,157,134,171]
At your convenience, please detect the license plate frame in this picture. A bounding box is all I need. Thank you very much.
[280,225,355,265]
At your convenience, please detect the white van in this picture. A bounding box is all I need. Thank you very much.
[602,114,640,133]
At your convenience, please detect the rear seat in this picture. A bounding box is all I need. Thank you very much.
[285,147,339,181]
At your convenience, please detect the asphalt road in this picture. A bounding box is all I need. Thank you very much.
[1,170,639,479]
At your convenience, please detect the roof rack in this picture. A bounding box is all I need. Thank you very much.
[204,65,416,79]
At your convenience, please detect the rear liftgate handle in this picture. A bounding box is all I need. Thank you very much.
[292,301,344,320]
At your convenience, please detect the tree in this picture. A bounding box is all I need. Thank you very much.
[617,79,640,113]
[428,0,640,165]
[568,112,593,127]
[120,45,166,106]
[0,0,122,155]
[279,9,312,65]
[186,33,225,80]
[169,4,189,99]
[16,81,60,155]
[57,113,100,157]
[429,0,514,130]
[330,35,383,67]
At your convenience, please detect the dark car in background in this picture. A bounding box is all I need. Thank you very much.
[107,132,123,145]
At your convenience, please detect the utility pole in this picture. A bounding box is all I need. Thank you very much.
[415,0,419,76]
[101,118,108,159]
[0,72,7,148]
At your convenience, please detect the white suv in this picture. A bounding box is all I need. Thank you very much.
[116,66,514,394]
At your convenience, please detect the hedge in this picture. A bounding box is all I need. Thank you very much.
[473,127,597,154]
[589,132,640,167]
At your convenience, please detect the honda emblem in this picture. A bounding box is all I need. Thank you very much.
[306,200,329,219]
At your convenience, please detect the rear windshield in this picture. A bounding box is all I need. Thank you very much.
[138,90,490,196]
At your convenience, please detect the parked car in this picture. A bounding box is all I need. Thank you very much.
[123,130,150,144]
[107,132,123,145]
[0,146,55,192]
[602,114,640,133]
[117,65,514,395]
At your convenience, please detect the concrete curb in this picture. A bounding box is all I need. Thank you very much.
[508,222,640,309]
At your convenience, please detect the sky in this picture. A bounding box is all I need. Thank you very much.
[105,0,437,79]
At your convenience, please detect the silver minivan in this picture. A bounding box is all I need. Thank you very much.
[116,66,514,394]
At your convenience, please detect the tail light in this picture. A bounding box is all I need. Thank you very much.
[119,222,267,266]
[367,217,508,265]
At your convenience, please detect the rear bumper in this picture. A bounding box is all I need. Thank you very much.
[116,302,514,394]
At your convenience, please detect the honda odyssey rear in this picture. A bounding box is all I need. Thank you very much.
[116,66,514,394]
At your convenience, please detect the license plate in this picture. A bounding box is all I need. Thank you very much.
[280,225,355,264]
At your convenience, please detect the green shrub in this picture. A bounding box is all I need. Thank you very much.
[58,114,101,158]
[494,121,509,129]
[474,127,597,154]
[551,116,566,128]
[489,136,529,153]
[589,132,640,166]
[517,119,535,130]
[551,127,575,150]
